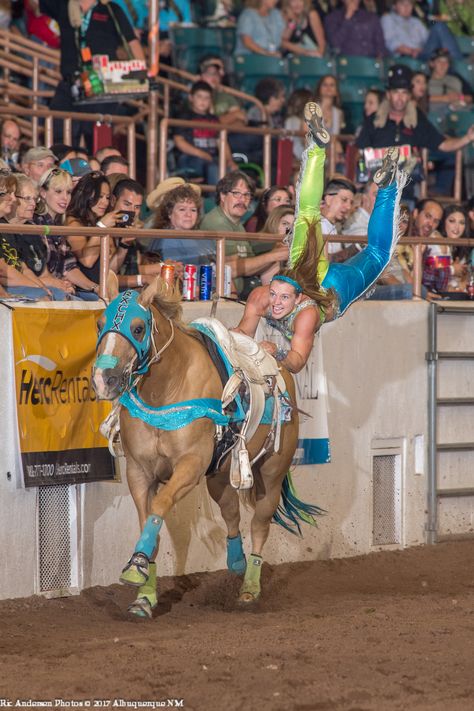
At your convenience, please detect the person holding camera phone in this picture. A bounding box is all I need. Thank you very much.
[66,172,131,288]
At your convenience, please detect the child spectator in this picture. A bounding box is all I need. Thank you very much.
[173,81,236,185]
[428,48,472,108]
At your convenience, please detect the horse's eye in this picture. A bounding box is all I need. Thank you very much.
[133,325,144,336]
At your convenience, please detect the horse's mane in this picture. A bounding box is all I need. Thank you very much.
[151,279,184,322]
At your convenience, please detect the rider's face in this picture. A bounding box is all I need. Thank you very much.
[269,280,301,320]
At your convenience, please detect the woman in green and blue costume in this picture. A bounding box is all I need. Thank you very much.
[235,102,408,373]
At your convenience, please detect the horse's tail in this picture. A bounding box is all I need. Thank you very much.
[272,471,326,537]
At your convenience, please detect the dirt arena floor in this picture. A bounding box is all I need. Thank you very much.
[1,540,473,711]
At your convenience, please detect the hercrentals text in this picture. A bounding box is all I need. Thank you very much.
[19,369,97,405]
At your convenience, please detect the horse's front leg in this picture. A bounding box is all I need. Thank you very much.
[121,441,213,587]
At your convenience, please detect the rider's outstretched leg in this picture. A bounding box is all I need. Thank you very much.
[322,148,408,316]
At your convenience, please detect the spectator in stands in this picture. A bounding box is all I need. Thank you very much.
[174,81,237,185]
[258,204,295,283]
[60,157,93,186]
[24,1,60,49]
[411,71,429,113]
[342,180,378,237]
[114,0,148,34]
[236,0,286,57]
[324,0,386,58]
[285,88,312,160]
[281,0,326,57]
[34,167,100,299]
[381,0,462,61]
[50,144,78,163]
[199,55,248,128]
[245,185,292,233]
[425,204,470,293]
[0,172,54,300]
[314,75,345,167]
[357,64,474,194]
[247,78,286,129]
[1,119,21,171]
[321,176,356,261]
[428,48,472,107]
[39,0,144,146]
[413,198,443,241]
[66,172,114,286]
[21,147,56,185]
[364,88,384,118]
[109,178,169,287]
[148,183,214,267]
[100,155,130,177]
[468,197,474,237]
[95,146,122,165]
[200,170,288,298]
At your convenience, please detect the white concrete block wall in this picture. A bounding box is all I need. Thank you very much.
[1,299,472,600]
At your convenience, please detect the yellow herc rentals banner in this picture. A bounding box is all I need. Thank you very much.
[12,307,115,487]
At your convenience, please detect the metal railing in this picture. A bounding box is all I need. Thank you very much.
[0,222,471,302]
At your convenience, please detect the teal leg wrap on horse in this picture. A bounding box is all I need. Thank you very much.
[135,515,163,558]
[322,182,400,316]
[226,533,246,575]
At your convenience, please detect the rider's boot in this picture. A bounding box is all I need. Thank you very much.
[303,102,331,147]
[373,146,400,188]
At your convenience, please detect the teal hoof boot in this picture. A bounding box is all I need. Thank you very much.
[226,534,247,576]
[128,596,156,619]
[304,102,330,147]
[374,146,399,188]
[120,552,149,587]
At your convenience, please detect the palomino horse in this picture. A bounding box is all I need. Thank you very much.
[92,275,317,618]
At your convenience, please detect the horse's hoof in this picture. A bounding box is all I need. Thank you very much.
[237,591,260,604]
[120,552,149,587]
[128,596,155,619]
[229,558,247,576]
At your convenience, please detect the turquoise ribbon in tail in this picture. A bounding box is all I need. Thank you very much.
[272,471,326,537]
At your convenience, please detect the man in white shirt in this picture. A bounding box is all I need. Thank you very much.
[320,177,356,261]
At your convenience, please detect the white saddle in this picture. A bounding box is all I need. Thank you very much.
[193,317,289,490]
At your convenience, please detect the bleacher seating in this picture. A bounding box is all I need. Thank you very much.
[169,26,236,73]
[288,55,336,90]
[337,55,385,82]
[456,36,474,57]
[234,55,291,94]
[452,59,474,88]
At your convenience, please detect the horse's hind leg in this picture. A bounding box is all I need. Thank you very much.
[207,472,246,575]
[239,469,283,603]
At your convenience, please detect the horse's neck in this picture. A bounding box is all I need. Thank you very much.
[139,311,214,407]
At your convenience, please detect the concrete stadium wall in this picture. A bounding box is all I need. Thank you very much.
[0,299,471,600]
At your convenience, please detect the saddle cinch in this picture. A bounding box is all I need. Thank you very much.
[193,318,288,490]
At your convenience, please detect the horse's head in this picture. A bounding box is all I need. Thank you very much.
[93,273,156,400]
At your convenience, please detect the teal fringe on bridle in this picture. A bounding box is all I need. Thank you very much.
[272,471,326,537]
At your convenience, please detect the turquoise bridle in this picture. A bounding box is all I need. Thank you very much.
[96,290,154,376]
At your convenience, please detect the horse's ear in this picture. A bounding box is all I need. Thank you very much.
[139,276,160,307]
[106,271,119,302]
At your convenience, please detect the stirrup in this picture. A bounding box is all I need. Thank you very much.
[374,147,399,188]
[303,102,330,147]
[119,552,150,587]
